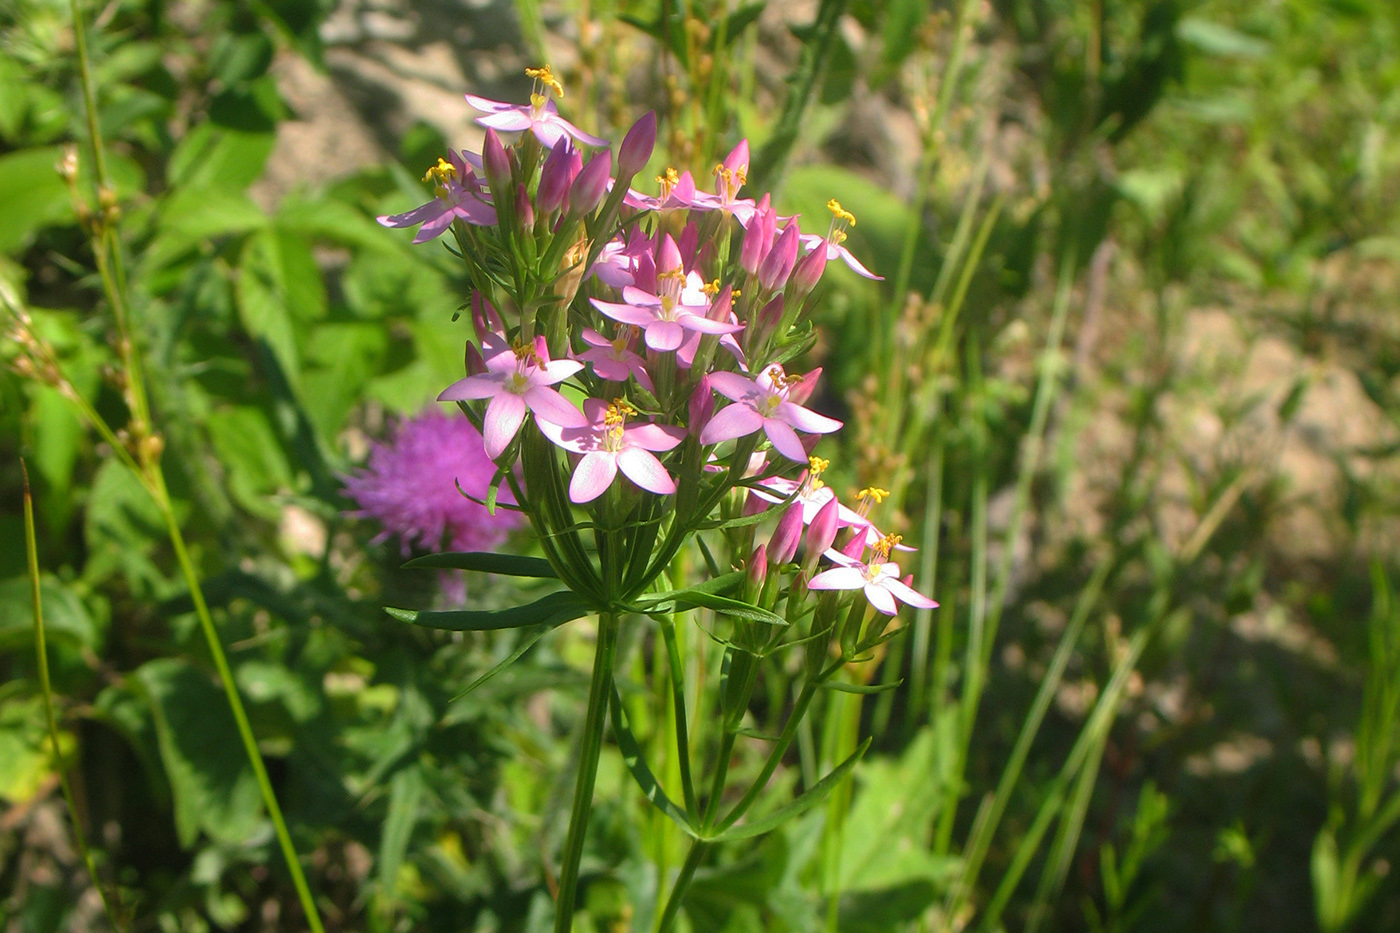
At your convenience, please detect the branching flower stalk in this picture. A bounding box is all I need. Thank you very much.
[379,71,938,931]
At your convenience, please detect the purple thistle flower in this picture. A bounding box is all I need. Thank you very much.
[343,408,522,557]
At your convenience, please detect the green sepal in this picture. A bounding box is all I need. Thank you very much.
[402,551,559,578]
[385,591,589,631]
[818,678,904,695]
[609,682,702,838]
[714,737,872,842]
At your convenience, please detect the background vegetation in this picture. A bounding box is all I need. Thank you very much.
[2,0,1399,930]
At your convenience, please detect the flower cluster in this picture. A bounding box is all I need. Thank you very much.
[377,68,926,619]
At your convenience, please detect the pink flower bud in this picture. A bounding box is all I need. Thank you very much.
[747,543,768,588]
[481,129,510,191]
[568,149,612,216]
[657,234,684,278]
[740,194,774,275]
[743,489,768,516]
[840,531,867,561]
[537,139,577,215]
[633,249,657,294]
[470,292,504,341]
[769,504,803,564]
[515,182,534,229]
[790,243,828,296]
[787,367,821,405]
[807,497,840,557]
[709,284,734,322]
[464,341,486,376]
[688,374,714,437]
[756,296,784,342]
[618,111,656,178]
[758,222,800,292]
[678,222,699,272]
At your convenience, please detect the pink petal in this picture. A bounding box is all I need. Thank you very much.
[524,386,587,428]
[762,419,809,461]
[464,95,515,114]
[536,358,585,384]
[581,350,630,382]
[679,313,744,335]
[707,371,758,402]
[439,374,500,402]
[412,209,456,243]
[699,402,763,446]
[807,566,865,591]
[778,401,842,434]
[885,577,938,609]
[378,200,446,229]
[570,451,619,503]
[624,422,685,452]
[592,299,659,329]
[645,320,685,352]
[482,392,527,459]
[618,447,676,495]
[549,114,611,147]
[865,582,898,615]
[477,110,534,133]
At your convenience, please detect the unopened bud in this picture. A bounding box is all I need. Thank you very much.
[740,194,774,275]
[756,295,783,342]
[618,111,656,178]
[758,222,800,292]
[840,531,867,561]
[537,140,578,215]
[769,504,803,564]
[470,291,505,341]
[747,543,768,589]
[678,222,699,272]
[790,243,828,296]
[657,234,683,277]
[688,374,714,437]
[481,130,510,191]
[807,497,840,558]
[568,149,611,216]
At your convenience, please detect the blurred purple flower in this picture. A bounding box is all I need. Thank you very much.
[344,407,522,557]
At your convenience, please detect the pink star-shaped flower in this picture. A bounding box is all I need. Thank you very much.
[798,234,882,280]
[466,94,609,149]
[438,333,586,459]
[578,327,654,391]
[699,364,842,461]
[378,151,497,243]
[807,548,937,616]
[538,398,685,503]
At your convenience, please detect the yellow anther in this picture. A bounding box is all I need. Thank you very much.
[872,532,902,563]
[767,365,801,391]
[512,338,543,367]
[808,456,830,475]
[603,400,637,427]
[701,279,722,297]
[423,157,457,185]
[525,65,564,98]
[827,198,857,226]
[656,166,680,196]
[856,486,891,505]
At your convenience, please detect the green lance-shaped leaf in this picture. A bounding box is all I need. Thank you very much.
[451,625,553,701]
[385,590,589,631]
[714,737,872,842]
[609,682,702,838]
[402,551,559,578]
[634,573,786,626]
[819,678,905,695]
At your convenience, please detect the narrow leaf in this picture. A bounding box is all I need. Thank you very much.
[402,551,558,578]
[609,683,701,838]
[386,591,588,631]
[820,678,904,695]
[716,737,872,842]
[451,625,552,701]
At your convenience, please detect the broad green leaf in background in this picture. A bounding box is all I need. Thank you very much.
[0,145,142,254]
[238,228,306,393]
[132,658,265,848]
[0,574,104,654]
[206,405,295,517]
[0,696,73,805]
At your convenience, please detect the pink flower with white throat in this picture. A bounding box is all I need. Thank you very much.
[591,235,743,352]
[578,327,654,391]
[808,533,937,616]
[699,364,842,461]
[466,65,609,149]
[539,398,685,503]
[438,333,586,459]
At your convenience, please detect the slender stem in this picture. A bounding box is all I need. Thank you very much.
[152,472,326,933]
[24,463,126,930]
[656,838,709,933]
[554,612,621,933]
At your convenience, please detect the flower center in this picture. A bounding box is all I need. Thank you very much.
[826,198,857,246]
[525,65,564,115]
[855,486,890,520]
[802,456,830,495]
[656,167,680,199]
[864,532,902,580]
[602,400,636,452]
[713,163,747,201]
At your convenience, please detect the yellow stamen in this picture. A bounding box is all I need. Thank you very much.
[701,279,722,297]
[512,338,543,368]
[423,157,457,185]
[827,198,857,227]
[603,399,637,427]
[871,532,902,565]
[656,166,680,197]
[525,65,564,98]
[856,486,890,505]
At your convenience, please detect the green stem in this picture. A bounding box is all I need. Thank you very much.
[23,462,126,931]
[554,612,621,933]
[656,838,709,933]
[153,473,326,933]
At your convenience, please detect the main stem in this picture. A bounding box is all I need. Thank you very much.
[554,611,621,933]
